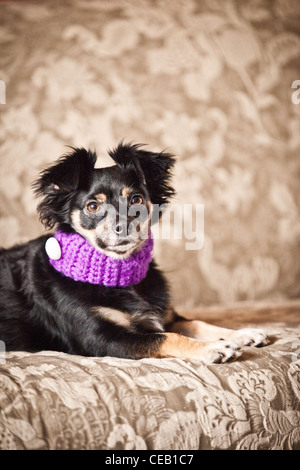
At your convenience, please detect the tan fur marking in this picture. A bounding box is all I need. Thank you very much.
[121,187,132,198]
[91,306,131,328]
[95,193,107,203]
[169,320,234,341]
[154,332,208,359]
[71,209,97,246]
[167,320,268,348]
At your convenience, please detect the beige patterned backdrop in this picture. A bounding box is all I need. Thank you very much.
[0,0,300,309]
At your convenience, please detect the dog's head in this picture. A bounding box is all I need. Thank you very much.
[33,143,175,258]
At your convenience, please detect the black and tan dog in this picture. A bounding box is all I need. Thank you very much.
[0,143,268,363]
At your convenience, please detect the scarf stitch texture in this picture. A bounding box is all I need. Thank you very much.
[47,230,153,287]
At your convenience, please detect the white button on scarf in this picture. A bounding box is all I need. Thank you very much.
[45,237,62,260]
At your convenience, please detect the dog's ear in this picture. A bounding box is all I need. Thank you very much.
[109,142,176,206]
[33,147,97,229]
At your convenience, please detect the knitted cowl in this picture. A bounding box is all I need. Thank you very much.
[47,230,153,287]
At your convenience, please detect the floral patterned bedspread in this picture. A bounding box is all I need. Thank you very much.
[0,315,299,450]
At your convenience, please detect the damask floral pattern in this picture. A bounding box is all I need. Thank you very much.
[0,315,299,450]
[0,0,299,309]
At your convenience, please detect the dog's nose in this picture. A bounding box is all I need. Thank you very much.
[114,223,127,236]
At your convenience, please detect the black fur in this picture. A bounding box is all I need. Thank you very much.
[32,147,97,229]
[0,143,176,359]
[109,142,176,206]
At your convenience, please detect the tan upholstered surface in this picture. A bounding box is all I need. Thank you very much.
[0,301,299,450]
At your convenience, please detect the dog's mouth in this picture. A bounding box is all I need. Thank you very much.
[94,219,150,258]
[96,235,146,259]
[97,237,132,250]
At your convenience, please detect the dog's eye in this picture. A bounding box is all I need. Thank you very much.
[87,201,100,213]
[130,195,143,205]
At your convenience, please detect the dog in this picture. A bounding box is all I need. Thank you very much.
[0,142,268,363]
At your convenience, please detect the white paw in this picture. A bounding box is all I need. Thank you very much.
[203,340,242,364]
[229,328,269,347]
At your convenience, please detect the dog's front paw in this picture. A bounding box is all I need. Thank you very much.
[229,328,269,347]
[203,340,242,364]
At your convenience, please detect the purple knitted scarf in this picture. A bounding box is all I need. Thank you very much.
[46,230,153,287]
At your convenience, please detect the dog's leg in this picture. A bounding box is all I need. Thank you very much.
[168,318,269,347]
[99,329,240,363]
[154,332,241,363]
